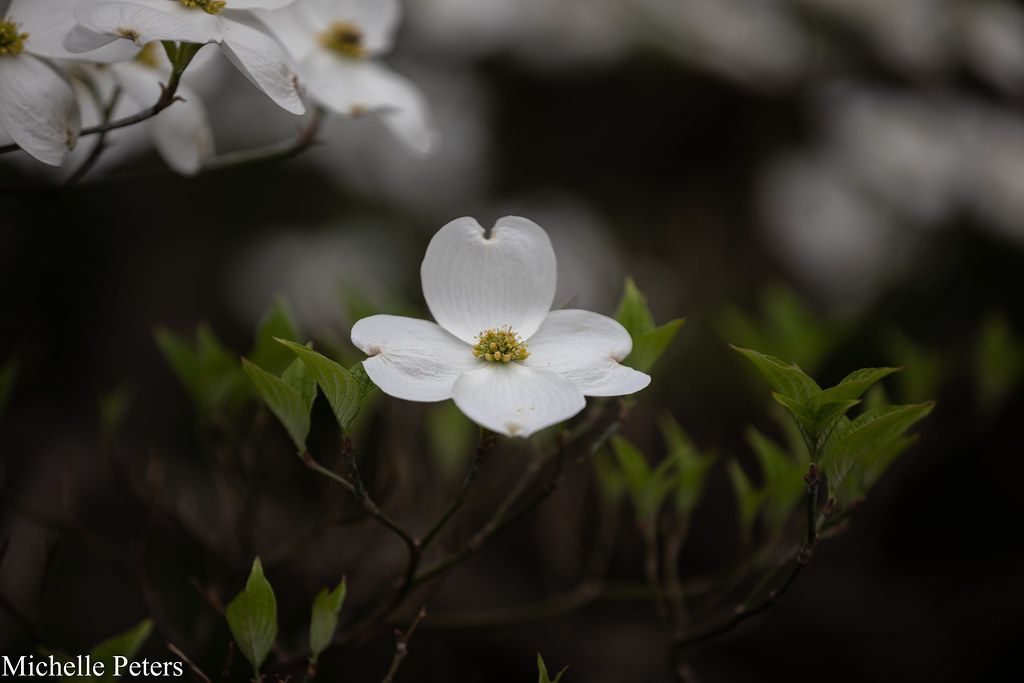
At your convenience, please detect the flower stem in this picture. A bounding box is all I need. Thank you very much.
[419,428,495,552]
[63,86,123,187]
[379,607,427,683]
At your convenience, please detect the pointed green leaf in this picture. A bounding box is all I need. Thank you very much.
[154,328,199,401]
[538,653,568,683]
[155,325,247,415]
[226,557,278,675]
[976,314,1024,412]
[250,301,300,375]
[728,460,765,541]
[282,354,317,412]
[615,277,656,337]
[626,318,685,372]
[659,414,716,517]
[811,367,900,409]
[611,436,674,522]
[90,619,152,681]
[276,339,376,435]
[592,449,627,508]
[731,346,821,403]
[242,358,312,451]
[821,403,934,486]
[746,429,804,535]
[309,577,347,662]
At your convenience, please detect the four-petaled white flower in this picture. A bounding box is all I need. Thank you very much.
[351,217,650,438]
[0,0,136,165]
[260,0,438,155]
[68,0,305,115]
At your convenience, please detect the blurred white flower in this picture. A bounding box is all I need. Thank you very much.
[261,0,438,154]
[0,0,134,165]
[70,0,305,114]
[110,43,215,174]
[958,1,1024,96]
[351,216,649,438]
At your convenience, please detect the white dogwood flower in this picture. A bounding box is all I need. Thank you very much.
[260,0,438,155]
[351,217,650,438]
[0,0,135,165]
[69,0,305,114]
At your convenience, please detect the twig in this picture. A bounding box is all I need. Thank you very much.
[379,607,427,683]
[419,429,495,552]
[167,642,213,683]
[64,86,123,187]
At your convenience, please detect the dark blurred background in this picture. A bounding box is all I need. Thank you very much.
[2,0,1024,681]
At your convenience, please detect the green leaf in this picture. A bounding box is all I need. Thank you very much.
[537,653,568,683]
[820,403,935,486]
[276,339,376,435]
[746,428,804,535]
[309,577,347,663]
[98,386,133,440]
[728,460,765,542]
[592,449,627,508]
[155,325,247,415]
[426,402,478,479]
[975,314,1024,413]
[730,346,821,404]
[611,436,674,522]
[615,277,656,337]
[811,367,900,409]
[626,318,685,372]
[242,358,313,451]
[250,301,300,375]
[226,557,278,675]
[89,619,152,681]
[0,360,18,417]
[658,414,716,517]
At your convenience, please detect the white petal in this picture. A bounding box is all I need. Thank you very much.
[229,0,297,8]
[525,309,650,397]
[351,315,476,402]
[256,3,321,61]
[452,363,585,438]
[150,82,214,175]
[73,0,223,46]
[420,216,557,345]
[219,12,305,115]
[7,0,135,62]
[307,0,400,55]
[0,55,78,166]
[300,52,436,153]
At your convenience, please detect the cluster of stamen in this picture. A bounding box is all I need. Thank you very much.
[181,0,226,15]
[319,21,365,59]
[0,19,28,56]
[134,42,160,68]
[473,328,530,363]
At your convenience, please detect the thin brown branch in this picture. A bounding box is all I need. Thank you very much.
[166,641,213,683]
[379,607,427,683]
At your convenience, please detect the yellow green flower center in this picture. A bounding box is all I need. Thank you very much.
[319,21,365,59]
[134,42,161,68]
[0,19,28,56]
[181,0,225,15]
[473,328,530,364]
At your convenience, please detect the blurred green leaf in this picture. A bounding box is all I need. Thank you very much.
[731,346,821,404]
[615,277,656,337]
[885,331,945,403]
[427,402,477,479]
[727,460,765,543]
[537,653,567,683]
[155,325,247,416]
[975,314,1024,413]
[89,619,152,682]
[746,428,804,535]
[309,577,346,663]
[249,300,300,375]
[98,386,132,440]
[611,436,675,523]
[812,367,900,408]
[276,339,376,436]
[658,414,716,518]
[226,557,277,676]
[0,360,17,417]
[626,319,685,372]
[592,449,627,508]
[821,403,935,487]
[242,358,314,452]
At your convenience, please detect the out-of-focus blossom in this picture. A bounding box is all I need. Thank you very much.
[261,0,438,154]
[70,0,305,114]
[957,1,1024,96]
[109,43,215,174]
[351,217,649,437]
[761,154,907,307]
[227,224,414,337]
[0,0,135,165]
[631,0,808,86]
